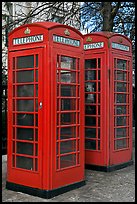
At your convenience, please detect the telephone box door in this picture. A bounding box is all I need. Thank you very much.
[84,52,107,166]
[51,48,84,188]
[109,54,132,165]
[7,48,43,188]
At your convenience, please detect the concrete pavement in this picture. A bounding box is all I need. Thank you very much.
[2,128,135,202]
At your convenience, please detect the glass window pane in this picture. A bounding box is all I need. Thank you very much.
[17,114,34,126]
[115,105,127,114]
[17,100,34,112]
[85,59,97,69]
[85,82,96,92]
[85,70,96,80]
[16,70,34,83]
[60,154,76,168]
[85,128,96,138]
[17,85,34,97]
[17,128,34,140]
[61,113,76,125]
[116,94,127,103]
[61,85,76,96]
[61,56,76,70]
[85,105,96,115]
[98,58,101,68]
[60,140,76,154]
[115,139,127,149]
[17,55,34,68]
[16,156,33,170]
[85,93,96,103]
[17,142,33,155]
[61,99,76,110]
[85,139,96,150]
[115,116,127,126]
[36,55,38,68]
[115,82,127,92]
[60,70,76,83]
[36,70,38,82]
[117,59,127,70]
[115,128,127,138]
[85,116,96,126]
[60,127,76,139]
[115,71,127,81]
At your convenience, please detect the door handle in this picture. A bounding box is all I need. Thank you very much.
[39,102,42,109]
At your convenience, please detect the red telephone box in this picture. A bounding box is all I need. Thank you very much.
[84,32,133,171]
[6,21,85,198]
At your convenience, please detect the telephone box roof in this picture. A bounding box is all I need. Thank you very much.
[84,31,131,43]
[9,21,83,37]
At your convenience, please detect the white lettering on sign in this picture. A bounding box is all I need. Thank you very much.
[13,34,44,45]
[84,42,104,50]
[112,42,129,51]
[53,35,80,47]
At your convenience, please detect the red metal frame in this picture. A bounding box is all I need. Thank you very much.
[7,22,85,196]
[84,32,133,170]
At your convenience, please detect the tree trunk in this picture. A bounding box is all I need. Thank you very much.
[102,2,113,31]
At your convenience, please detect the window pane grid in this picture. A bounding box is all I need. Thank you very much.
[56,55,80,170]
[85,58,101,151]
[113,58,130,150]
[12,54,39,172]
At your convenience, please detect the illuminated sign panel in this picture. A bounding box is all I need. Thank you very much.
[84,42,104,50]
[53,35,80,47]
[112,42,129,51]
[13,34,43,45]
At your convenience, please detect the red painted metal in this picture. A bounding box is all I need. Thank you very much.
[7,22,85,193]
[84,32,133,169]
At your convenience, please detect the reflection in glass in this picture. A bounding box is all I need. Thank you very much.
[85,70,96,80]
[61,56,76,70]
[60,70,76,83]
[117,59,127,70]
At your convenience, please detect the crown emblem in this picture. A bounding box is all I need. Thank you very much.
[119,38,123,43]
[24,27,31,35]
[64,29,70,36]
[86,37,92,42]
